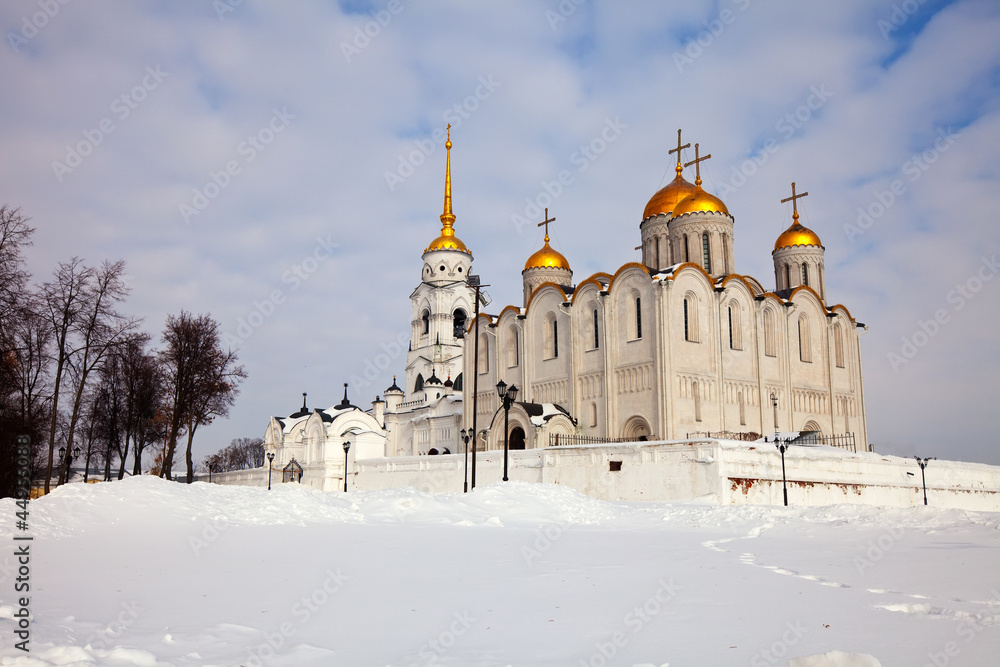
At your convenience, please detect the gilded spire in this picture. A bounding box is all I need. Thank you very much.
[441,124,455,228]
[425,124,471,254]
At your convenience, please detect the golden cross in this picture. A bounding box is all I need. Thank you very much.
[683,143,711,186]
[780,182,808,220]
[538,207,556,240]
[668,128,690,167]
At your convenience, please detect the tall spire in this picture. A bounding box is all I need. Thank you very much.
[424,124,471,254]
[441,124,455,228]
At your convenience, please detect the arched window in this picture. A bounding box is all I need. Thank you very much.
[683,234,690,262]
[785,264,791,290]
[506,325,519,367]
[702,233,711,273]
[414,373,424,393]
[453,373,463,391]
[693,381,702,422]
[635,297,642,339]
[798,316,812,363]
[722,235,729,275]
[544,313,558,359]
[801,264,809,287]
[763,308,776,357]
[834,322,845,368]
[421,310,430,335]
[683,293,699,342]
[654,238,660,269]
[478,333,489,373]
[589,402,597,427]
[453,309,467,339]
[728,302,742,350]
[593,308,600,350]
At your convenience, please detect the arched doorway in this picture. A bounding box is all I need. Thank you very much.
[802,420,822,436]
[621,416,652,441]
[509,427,526,450]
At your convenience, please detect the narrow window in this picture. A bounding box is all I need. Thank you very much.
[453,309,467,338]
[589,402,597,427]
[635,297,642,339]
[785,264,791,290]
[802,264,809,287]
[723,235,729,275]
[798,317,811,363]
[763,309,776,357]
[414,373,424,393]
[728,306,734,349]
[553,320,559,358]
[507,325,519,367]
[421,310,429,335]
[702,233,711,273]
[593,309,599,350]
[683,234,689,262]
[834,323,845,368]
[683,298,690,341]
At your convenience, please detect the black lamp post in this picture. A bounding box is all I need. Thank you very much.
[496,380,519,482]
[461,428,472,493]
[775,437,789,507]
[914,456,935,506]
[342,440,351,493]
[770,392,779,437]
[266,452,275,490]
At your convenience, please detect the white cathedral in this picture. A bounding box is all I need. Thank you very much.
[263,129,869,484]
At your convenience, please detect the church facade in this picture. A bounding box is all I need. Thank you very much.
[263,128,869,489]
[462,135,868,454]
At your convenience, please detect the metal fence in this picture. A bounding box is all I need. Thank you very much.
[686,430,761,442]
[548,434,638,447]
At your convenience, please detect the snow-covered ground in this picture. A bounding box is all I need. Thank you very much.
[1,477,999,666]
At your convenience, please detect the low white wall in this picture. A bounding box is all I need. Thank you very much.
[203,440,1000,511]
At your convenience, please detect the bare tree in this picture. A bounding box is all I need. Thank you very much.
[159,312,246,483]
[40,259,140,490]
[203,437,264,473]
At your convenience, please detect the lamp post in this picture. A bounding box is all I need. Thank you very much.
[343,440,351,493]
[496,380,519,482]
[914,456,935,506]
[461,428,472,493]
[209,463,216,483]
[775,437,789,507]
[266,452,275,490]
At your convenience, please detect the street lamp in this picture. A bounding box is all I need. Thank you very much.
[461,428,472,493]
[496,380,519,482]
[775,437,789,507]
[342,440,351,493]
[266,452,275,490]
[914,456,935,506]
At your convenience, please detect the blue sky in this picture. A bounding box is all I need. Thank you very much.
[2,0,998,465]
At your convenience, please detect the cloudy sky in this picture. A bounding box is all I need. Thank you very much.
[2,0,998,466]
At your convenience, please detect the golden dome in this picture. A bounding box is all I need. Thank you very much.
[774,220,822,251]
[643,165,698,220]
[424,125,472,255]
[524,237,571,271]
[672,186,730,216]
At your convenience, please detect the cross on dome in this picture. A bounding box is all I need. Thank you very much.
[668,128,691,176]
[781,181,809,221]
[683,143,712,187]
[538,207,556,241]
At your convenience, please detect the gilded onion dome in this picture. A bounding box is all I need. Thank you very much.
[524,234,571,271]
[425,126,472,254]
[673,187,730,216]
[774,220,823,251]
[643,163,698,219]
